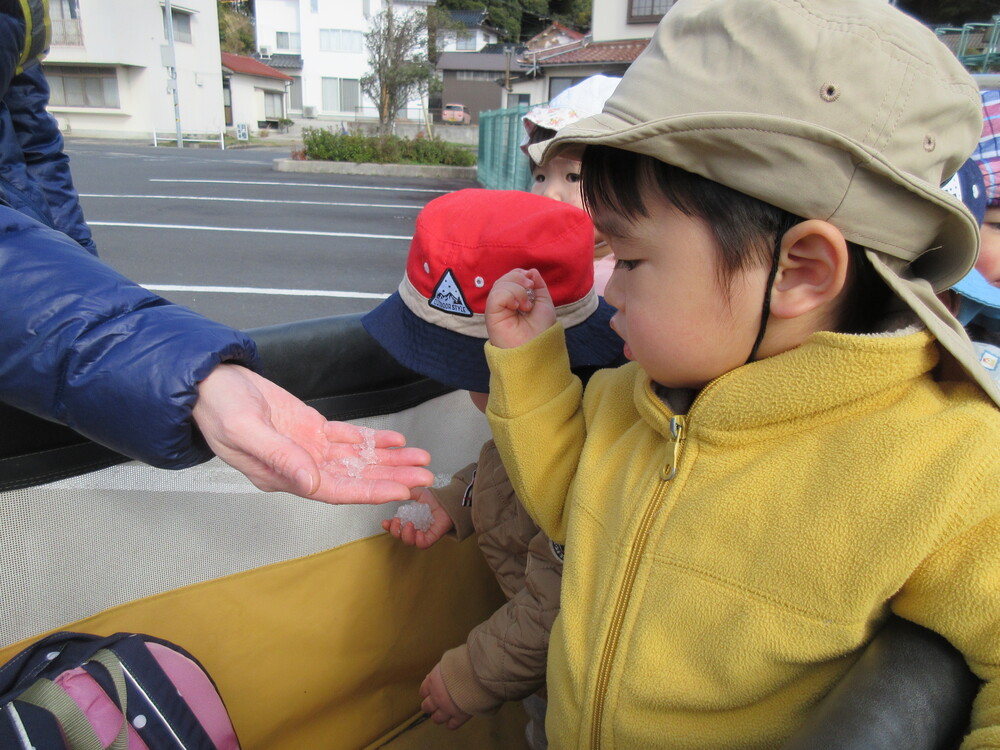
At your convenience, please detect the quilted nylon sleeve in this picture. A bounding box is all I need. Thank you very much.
[0,209,260,468]
[6,62,97,253]
[439,527,563,715]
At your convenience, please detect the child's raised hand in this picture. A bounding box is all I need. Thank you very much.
[381,488,454,549]
[486,268,557,349]
[420,662,472,730]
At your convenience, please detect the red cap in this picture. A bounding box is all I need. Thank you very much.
[362,188,623,393]
[401,189,597,336]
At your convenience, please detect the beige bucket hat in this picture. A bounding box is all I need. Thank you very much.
[531,0,1000,405]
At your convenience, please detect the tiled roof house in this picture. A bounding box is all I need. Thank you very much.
[436,47,533,125]
[438,8,501,53]
[526,21,586,51]
[221,52,292,134]
[511,0,675,104]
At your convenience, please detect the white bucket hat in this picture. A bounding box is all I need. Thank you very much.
[520,74,621,153]
[531,0,998,405]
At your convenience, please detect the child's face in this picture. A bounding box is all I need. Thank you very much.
[977,207,1000,286]
[599,197,770,390]
[530,155,584,210]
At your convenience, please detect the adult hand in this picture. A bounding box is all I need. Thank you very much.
[485,268,557,349]
[192,364,434,503]
[420,662,472,730]
[382,487,454,548]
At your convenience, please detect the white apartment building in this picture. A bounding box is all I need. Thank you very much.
[591,0,669,42]
[42,0,225,140]
[435,9,499,54]
[253,0,433,123]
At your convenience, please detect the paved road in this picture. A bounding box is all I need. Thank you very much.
[63,139,478,330]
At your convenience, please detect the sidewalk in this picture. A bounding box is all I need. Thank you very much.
[63,116,477,153]
[272,156,477,180]
[263,117,479,179]
[245,116,478,150]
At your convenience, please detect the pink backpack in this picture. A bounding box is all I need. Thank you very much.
[0,631,241,749]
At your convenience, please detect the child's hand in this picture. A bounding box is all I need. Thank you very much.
[486,268,557,349]
[381,488,454,549]
[420,662,472,730]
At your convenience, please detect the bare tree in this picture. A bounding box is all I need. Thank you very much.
[360,1,435,136]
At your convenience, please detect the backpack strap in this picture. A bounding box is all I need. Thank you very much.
[16,0,49,72]
[17,649,128,750]
[109,635,222,749]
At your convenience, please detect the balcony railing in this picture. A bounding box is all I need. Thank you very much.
[52,18,83,46]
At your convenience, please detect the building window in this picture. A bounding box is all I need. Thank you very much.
[51,0,79,20]
[310,0,318,11]
[162,8,193,43]
[321,77,360,113]
[627,0,672,23]
[289,76,303,111]
[456,31,476,51]
[456,70,497,81]
[319,29,363,53]
[50,0,82,46]
[264,91,284,119]
[276,31,301,51]
[45,65,120,108]
[549,76,586,100]
[362,0,371,19]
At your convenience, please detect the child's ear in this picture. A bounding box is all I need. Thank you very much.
[770,220,849,320]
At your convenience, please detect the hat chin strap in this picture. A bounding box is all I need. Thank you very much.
[746,235,783,365]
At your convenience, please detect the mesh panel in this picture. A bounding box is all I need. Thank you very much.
[0,391,490,648]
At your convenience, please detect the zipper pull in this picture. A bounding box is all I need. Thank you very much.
[661,415,685,481]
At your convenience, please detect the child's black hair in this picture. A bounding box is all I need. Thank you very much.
[526,126,558,170]
[580,146,891,334]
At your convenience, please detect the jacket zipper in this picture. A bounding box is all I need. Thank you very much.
[589,415,686,749]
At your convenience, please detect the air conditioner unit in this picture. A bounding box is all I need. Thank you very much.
[302,105,318,119]
[258,46,272,57]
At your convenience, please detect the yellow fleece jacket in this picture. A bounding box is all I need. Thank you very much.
[484,324,1000,750]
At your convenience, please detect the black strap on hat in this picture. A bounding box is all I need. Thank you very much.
[745,232,784,365]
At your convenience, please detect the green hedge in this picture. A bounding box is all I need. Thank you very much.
[302,128,476,166]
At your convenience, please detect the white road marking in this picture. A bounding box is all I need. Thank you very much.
[143,284,390,300]
[150,178,449,194]
[88,221,410,240]
[79,193,420,210]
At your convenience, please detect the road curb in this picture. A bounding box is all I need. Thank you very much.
[273,158,478,181]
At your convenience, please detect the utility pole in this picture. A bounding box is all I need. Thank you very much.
[386,0,395,134]
[164,0,183,148]
[504,44,514,94]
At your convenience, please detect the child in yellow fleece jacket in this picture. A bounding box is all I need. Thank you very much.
[481,1,1000,748]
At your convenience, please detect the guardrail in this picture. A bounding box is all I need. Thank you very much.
[937,16,1000,73]
[477,102,534,191]
[153,127,227,149]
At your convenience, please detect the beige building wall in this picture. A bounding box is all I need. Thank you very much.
[591,0,662,42]
[44,0,225,140]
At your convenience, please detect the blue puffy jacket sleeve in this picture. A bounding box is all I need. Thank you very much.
[5,62,97,254]
[0,207,261,469]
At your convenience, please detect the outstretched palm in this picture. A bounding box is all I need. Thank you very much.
[193,364,434,503]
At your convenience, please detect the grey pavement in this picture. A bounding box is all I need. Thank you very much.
[229,115,479,151]
[63,138,478,330]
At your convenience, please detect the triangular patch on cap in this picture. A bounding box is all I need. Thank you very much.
[941,172,962,202]
[429,269,473,317]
